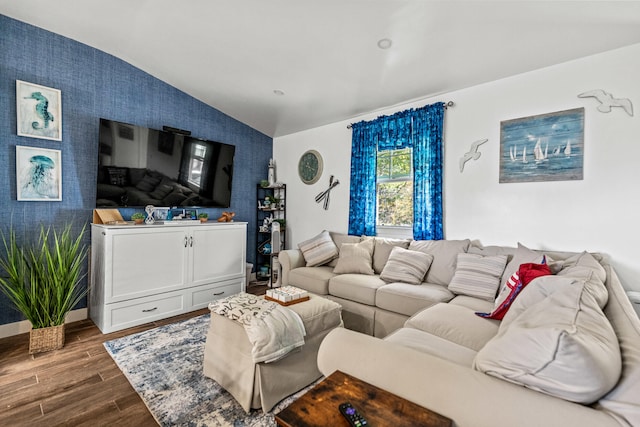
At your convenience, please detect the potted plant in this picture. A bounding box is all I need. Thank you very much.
[131,212,145,224]
[0,223,88,354]
[198,212,209,223]
[266,195,280,209]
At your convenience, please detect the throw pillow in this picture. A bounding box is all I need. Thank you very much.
[135,174,162,192]
[476,258,551,320]
[327,232,362,267]
[380,247,434,285]
[332,238,375,275]
[298,230,339,267]
[149,184,173,200]
[372,237,411,274]
[499,242,547,291]
[106,167,129,186]
[408,239,471,285]
[473,280,622,404]
[448,253,508,301]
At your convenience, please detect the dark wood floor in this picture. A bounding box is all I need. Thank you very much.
[0,283,268,426]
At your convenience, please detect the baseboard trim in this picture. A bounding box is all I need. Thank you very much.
[0,308,88,339]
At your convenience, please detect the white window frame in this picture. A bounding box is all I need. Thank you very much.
[376,148,413,238]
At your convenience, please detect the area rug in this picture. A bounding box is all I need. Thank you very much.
[104,313,313,426]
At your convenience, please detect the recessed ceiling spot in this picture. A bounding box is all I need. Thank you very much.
[377,38,392,49]
[273,89,285,96]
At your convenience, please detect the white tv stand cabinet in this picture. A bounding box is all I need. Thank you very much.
[90,221,247,333]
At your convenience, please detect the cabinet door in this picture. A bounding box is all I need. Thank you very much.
[189,225,246,287]
[107,228,188,303]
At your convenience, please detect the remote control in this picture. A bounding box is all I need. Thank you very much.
[339,402,368,426]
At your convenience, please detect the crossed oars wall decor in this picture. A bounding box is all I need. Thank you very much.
[315,175,340,210]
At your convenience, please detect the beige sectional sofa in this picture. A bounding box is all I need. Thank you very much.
[279,232,640,427]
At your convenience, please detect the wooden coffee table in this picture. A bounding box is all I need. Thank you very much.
[275,370,452,427]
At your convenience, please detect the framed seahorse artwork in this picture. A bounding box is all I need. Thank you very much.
[16,80,62,141]
[16,145,62,201]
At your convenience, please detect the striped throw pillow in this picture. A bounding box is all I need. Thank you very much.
[448,253,508,301]
[380,247,434,285]
[298,230,339,267]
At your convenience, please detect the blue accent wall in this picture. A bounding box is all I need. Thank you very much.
[0,15,272,326]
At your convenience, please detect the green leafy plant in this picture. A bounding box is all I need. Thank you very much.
[0,223,88,329]
[198,212,208,219]
[266,195,280,204]
[131,213,145,220]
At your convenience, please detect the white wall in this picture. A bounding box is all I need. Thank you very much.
[274,43,640,292]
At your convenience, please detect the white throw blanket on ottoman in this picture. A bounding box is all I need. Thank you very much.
[209,292,306,363]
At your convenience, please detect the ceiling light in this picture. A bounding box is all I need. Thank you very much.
[273,89,285,96]
[377,38,392,49]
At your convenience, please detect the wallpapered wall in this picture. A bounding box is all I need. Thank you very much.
[0,15,272,326]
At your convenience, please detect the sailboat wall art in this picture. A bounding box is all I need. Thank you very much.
[499,108,584,183]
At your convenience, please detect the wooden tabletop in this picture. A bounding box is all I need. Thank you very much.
[275,370,452,427]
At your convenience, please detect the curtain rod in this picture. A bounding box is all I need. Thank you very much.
[346,101,454,129]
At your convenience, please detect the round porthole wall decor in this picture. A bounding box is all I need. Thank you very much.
[298,150,323,185]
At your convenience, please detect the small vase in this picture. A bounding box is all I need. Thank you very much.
[199,217,208,223]
[134,218,144,225]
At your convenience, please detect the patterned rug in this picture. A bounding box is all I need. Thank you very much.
[104,314,312,426]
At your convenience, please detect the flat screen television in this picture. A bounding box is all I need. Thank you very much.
[96,118,235,208]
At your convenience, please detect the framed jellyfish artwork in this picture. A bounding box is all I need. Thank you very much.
[16,80,62,141]
[15,145,62,201]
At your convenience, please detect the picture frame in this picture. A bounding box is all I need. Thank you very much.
[16,80,62,141]
[499,108,584,183]
[16,145,62,201]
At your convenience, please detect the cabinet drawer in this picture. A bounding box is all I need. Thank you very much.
[190,280,242,309]
[106,292,186,333]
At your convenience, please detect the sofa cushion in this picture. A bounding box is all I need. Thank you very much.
[376,282,454,317]
[329,274,386,306]
[448,253,508,301]
[474,280,622,404]
[298,230,339,267]
[405,303,500,351]
[448,295,495,312]
[333,238,375,275]
[385,327,477,367]
[372,237,411,274]
[149,183,173,200]
[380,247,434,286]
[557,251,608,308]
[327,232,362,267]
[408,239,471,286]
[288,266,336,295]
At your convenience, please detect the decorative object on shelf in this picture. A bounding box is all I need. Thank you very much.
[459,139,488,173]
[16,80,62,141]
[153,207,170,221]
[578,89,634,116]
[315,175,340,210]
[131,212,145,224]
[298,150,323,185]
[198,212,209,223]
[268,158,276,186]
[255,184,286,285]
[260,179,269,188]
[500,108,584,183]
[217,211,235,222]
[145,205,156,224]
[0,223,88,354]
[15,145,62,201]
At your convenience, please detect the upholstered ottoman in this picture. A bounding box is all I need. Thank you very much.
[203,294,342,413]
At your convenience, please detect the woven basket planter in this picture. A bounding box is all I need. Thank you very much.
[29,324,65,354]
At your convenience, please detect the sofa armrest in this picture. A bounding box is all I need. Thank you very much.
[279,249,305,286]
[317,328,618,427]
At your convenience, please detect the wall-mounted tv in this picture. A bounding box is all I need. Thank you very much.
[96,118,235,208]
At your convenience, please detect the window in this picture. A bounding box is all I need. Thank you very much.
[376,148,413,228]
[187,143,207,187]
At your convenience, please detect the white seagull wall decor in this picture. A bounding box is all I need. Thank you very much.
[460,139,488,173]
[578,89,634,116]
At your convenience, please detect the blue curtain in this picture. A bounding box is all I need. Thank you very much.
[412,104,444,240]
[348,102,445,239]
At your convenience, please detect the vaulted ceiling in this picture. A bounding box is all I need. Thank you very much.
[2,1,640,137]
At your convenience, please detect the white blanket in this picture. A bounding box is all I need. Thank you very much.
[209,292,306,363]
